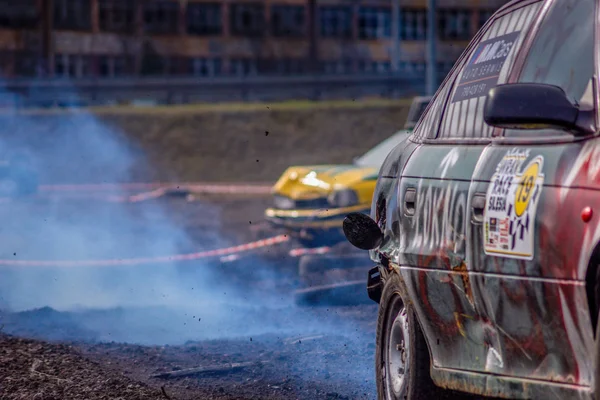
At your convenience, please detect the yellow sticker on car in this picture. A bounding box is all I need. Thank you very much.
[484,149,544,260]
[514,160,540,217]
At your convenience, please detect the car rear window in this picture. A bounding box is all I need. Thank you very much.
[436,1,542,139]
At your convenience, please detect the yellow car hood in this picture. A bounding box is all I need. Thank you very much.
[272,164,379,200]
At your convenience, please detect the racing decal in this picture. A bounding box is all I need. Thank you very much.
[452,31,521,103]
[484,149,544,260]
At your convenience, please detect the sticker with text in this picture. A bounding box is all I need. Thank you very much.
[452,31,521,103]
[484,149,544,260]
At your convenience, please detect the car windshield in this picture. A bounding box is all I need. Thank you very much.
[354,130,409,169]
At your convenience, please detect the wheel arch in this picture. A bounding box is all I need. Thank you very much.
[381,267,436,364]
[585,241,600,336]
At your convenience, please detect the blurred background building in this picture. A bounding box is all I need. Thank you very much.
[0,0,507,79]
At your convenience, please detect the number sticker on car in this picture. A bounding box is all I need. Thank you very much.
[483,149,544,260]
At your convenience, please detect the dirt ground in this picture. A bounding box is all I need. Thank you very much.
[0,100,414,399]
[0,192,379,400]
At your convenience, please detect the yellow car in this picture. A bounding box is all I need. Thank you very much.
[265,96,431,248]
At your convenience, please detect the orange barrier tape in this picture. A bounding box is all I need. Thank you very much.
[289,247,331,257]
[39,182,273,195]
[0,235,290,268]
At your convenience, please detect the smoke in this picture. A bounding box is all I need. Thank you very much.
[0,91,377,398]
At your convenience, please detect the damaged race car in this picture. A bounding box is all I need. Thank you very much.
[265,96,430,248]
[343,0,600,398]
[0,151,38,197]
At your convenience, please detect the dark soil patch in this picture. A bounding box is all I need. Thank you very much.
[0,333,165,400]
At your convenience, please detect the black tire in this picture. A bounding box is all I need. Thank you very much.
[376,270,440,400]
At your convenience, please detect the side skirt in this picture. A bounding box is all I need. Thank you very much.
[431,367,592,400]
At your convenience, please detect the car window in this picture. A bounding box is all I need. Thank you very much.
[411,65,462,140]
[436,1,542,139]
[354,130,410,168]
[504,0,596,137]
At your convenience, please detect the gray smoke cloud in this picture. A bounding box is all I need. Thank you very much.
[0,90,377,399]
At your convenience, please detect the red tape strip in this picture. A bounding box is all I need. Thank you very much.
[289,247,331,257]
[39,182,273,195]
[0,235,290,268]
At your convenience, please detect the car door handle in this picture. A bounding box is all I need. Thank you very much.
[404,188,416,216]
[471,194,486,224]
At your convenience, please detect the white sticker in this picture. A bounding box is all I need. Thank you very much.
[484,149,544,260]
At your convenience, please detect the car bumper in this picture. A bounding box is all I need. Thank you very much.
[264,204,370,230]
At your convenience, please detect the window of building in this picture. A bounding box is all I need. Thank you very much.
[271,5,305,37]
[54,54,77,78]
[400,61,426,74]
[165,57,184,75]
[79,56,93,77]
[358,7,390,39]
[14,52,38,77]
[54,54,95,78]
[0,51,12,77]
[230,3,265,37]
[113,56,132,76]
[230,58,257,76]
[358,60,372,73]
[319,6,352,38]
[401,8,427,40]
[358,60,391,73]
[99,0,134,33]
[187,3,221,35]
[0,0,38,29]
[140,54,166,75]
[478,10,495,30]
[99,56,110,77]
[189,58,222,76]
[323,60,352,74]
[439,9,472,40]
[98,55,133,77]
[144,0,179,34]
[54,0,91,31]
[266,58,305,75]
[438,61,455,77]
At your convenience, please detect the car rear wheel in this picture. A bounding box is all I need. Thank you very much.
[376,271,439,400]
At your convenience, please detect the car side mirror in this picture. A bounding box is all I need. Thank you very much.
[484,83,595,136]
[343,212,383,251]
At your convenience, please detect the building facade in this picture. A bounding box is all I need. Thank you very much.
[0,0,508,79]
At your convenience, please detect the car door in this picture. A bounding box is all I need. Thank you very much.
[469,0,598,388]
[397,0,543,375]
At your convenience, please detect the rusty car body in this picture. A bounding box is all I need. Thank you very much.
[342,0,600,398]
